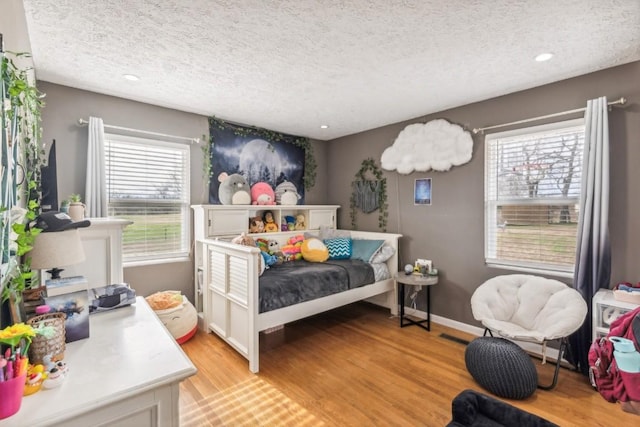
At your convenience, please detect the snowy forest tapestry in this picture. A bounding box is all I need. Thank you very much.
[208,119,306,205]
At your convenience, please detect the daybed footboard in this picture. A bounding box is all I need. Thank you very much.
[200,240,260,369]
[200,231,401,373]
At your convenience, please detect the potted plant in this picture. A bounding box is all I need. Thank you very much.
[68,194,84,221]
[60,199,70,214]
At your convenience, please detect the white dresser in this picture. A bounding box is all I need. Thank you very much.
[0,297,197,427]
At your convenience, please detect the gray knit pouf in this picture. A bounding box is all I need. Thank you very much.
[464,337,537,399]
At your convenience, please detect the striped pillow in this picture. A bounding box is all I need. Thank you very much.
[324,237,353,260]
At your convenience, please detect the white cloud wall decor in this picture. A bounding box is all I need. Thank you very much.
[381,119,473,174]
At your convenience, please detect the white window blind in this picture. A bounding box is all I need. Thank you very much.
[484,119,585,275]
[105,134,190,263]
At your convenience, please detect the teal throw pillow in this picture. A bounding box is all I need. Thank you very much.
[350,239,385,263]
[324,237,353,260]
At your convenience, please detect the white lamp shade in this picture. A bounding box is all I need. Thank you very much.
[29,229,86,270]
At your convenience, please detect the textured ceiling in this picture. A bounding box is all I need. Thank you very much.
[21,0,640,140]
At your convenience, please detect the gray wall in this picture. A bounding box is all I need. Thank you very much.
[37,82,327,301]
[327,61,640,326]
[32,60,640,328]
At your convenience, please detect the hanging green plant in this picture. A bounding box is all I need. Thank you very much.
[350,158,388,232]
[208,116,316,191]
[201,133,212,184]
[1,48,45,303]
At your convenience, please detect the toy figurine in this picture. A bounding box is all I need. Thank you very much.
[42,367,65,389]
[294,214,306,230]
[249,216,265,233]
[263,210,279,232]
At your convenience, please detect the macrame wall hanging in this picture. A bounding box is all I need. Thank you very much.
[350,158,388,232]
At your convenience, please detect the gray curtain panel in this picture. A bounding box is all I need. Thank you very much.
[569,96,611,375]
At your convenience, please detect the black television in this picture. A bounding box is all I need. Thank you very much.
[40,139,59,211]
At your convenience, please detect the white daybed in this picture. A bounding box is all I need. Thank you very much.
[199,230,401,372]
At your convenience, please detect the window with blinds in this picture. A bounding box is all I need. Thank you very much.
[484,118,585,275]
[105,133,190,263]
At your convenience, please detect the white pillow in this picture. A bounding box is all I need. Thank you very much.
[370,243,395,264]
[371,263,391,281]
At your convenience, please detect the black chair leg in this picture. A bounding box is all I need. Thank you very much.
[483,328,493,337]
[537,338,566,390]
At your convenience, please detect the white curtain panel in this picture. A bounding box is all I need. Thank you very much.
[569,96,611,375]
[85,116,107,217]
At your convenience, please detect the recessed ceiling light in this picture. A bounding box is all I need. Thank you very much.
[320,125,329,129]
[123,74,140,81]
[535,53,554,62]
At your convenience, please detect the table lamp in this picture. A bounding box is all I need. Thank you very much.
[29,229,86,279]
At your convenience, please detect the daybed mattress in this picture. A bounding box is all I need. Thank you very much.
[259,259,375,313]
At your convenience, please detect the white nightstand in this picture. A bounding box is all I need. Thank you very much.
[592,288,640,341]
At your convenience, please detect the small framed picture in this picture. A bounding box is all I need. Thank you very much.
[414,259,432,275]
[414,178,432,205]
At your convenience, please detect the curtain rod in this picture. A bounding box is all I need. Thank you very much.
[77,118,200,144]
[472,97,627,135]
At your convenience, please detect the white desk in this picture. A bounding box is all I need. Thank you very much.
[0,297,197,427]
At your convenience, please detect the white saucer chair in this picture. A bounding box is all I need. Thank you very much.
[470,274,588,390]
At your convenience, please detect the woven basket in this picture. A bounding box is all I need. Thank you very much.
[27,312,66,364]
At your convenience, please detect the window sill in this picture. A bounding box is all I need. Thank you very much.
[124,256,191,268]
[486,262,574,279]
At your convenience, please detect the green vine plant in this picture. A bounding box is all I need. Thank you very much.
[200,132,212,201]
[350,158,388,232]
[207,116,316,191]
[1,49,45,303]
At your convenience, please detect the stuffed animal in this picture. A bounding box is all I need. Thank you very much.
[267,239,280,254]
[255,238,269,252]
[284,215,296,231]
[301,238,329,262]
[251,182,276,205]
[231,233,265,275]
[267,239,284,263]
[275,181,301,205]
[281,218,288,231]
[145,291,198,344]
[249,216,265,233]
[262,210,279,232]
[295,214,306,230]
[281,235,304,261]
[217,172,251,205]
[261,251,278,268]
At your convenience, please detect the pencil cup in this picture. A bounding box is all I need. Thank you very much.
[0,373,27,419]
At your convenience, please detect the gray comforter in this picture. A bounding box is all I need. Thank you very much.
[259,259,375,313]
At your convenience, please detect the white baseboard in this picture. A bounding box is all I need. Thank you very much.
[402,306,563,363]
[197,312,206,331]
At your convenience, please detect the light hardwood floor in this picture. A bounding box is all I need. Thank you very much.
[178,302,636,426]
